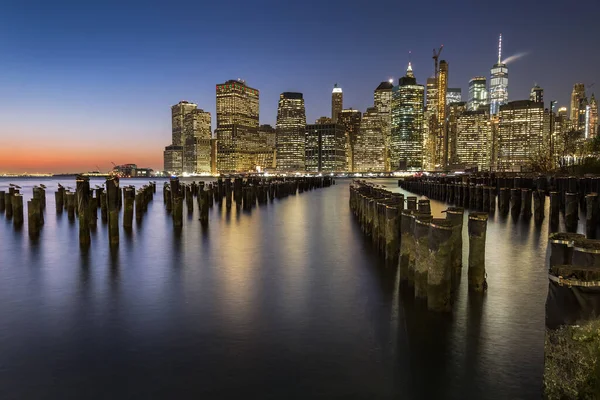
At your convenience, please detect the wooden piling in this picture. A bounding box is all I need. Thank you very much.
[427,219,455,312]
[468,212,488,292]
[106,177,120,246]
[199,188,209,224]
[406,196,417,211]
[585,194,598,239]
[510,188,521,218]
[384,205,400,264]
[565,192,579,233]
[548,233,585,267]
[12,194,24,227]
[5,190,13,219]
[0,190,4,213]
[76,175,91,247]
[445,207,464,282]
[533,190,545,224]
[66,192,76,220]
[414,217,432,299]
[124,187,134,227]
[499,188,510,214]
[27,199,41,238]
[171,178,183,227]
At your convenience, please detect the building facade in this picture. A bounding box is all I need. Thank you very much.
[455,109,492,171]
[215,79,260,173]
[589,94,598,138]
[331,84,343,123]
[305,122,345,173]
[489,35,509,115]
[353,107,385,172]
[447,88,462,105]
[446,102,468,165]
[164,145,184,175]
[171,101,198,146]
[182,109,212,174]
[374,81,393,171]
[468,77,488,111]
[497,100,545,171]
[570,83,586,125]
[391,63,425,170]
[530,85,544,104]
[276,92,306,172]
[337,109,362,173]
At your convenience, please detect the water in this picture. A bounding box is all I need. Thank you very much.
[0,177,554,399]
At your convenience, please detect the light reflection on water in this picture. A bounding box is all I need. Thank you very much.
[0,177,554,399]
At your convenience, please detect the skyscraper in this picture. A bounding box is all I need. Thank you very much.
[426,77,438,115]
[446,88,462,105]
[468,77,488,111]
[215,79,260,173]
[589,94,598,138]
[570,83,586,122]
[164,100,198,174]
[353,107,385,172]
[391,63,425,170]
[374,81,394,171]
[530,85,544,104]
[276,92,306,172]
[337,109,362,173]
[497,100,545,171]
[182,109,212,174]
[455,109,492,171]
[437,60,448,122]
[331,84,343,123]
[305,122,345,172]
[446,102,468,165]
[489,35,509,115]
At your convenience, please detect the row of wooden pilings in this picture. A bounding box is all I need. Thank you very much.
[162,176,335,227]
[349,181,488,312]
[400,175,600,238]
[0,177,156,247]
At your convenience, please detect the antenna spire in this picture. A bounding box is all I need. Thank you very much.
[498,34,502,64]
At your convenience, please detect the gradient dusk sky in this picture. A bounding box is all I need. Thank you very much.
[1,0,598,173]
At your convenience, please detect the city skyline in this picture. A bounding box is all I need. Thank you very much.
[1,0,599,173]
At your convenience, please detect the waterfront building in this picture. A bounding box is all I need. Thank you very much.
[182,109,211,174]
[305,122,345,173]
[455,109,492,171]
[497,100,545,171]
[570,83,586,125]
[447,88,462,106]
[215,79,260,173]
[164,145,184,175]
[171,101,198,146]
[468,77,488,111]
[331,84,343,123]
[589,94,598,138]
[337,109,362,173]
[437,61,448,122]
[353,107,385,172]
[374,81,393,171]
[276,92,306,172]
[446,102,468,165]
[391,63,425,170]
[426,77,438,115]
[489,35,509,115]
[530,85,544,104]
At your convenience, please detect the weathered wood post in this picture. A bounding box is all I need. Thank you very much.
[185,185,193,213]
[89,193,97,228]
[27,198,41,238]
[165,185,172,212]
[55,188,64,213]
[418,199,430,214]
[548,232,585,267]
[533,190,545,224]
[12,193,24,227]
[468,212,488,292]
[408,213,432,286]
[521,188,532,218]
[549,191,560,229]
[199,188,209,224]
[585,193,599,239]
[66,192,76,220]
[565,192,579,233]
[0,190,5,213]
[123,187,135,228]
[5,189,14,219]
[427,219,455,312]
[106,177,120,246]
[510,188,521,218]
[498,188,509,214]
[399,210,414,284]
[488,186,496,212]
[98,189,107,223]
[76,175,91,247]
[482,186,490,211]
[414,217,432,299]
[445,207,464,285]
[384,204,400,265]
[406,196,417,211]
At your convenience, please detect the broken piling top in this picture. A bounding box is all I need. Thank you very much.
[548,232,586,245]
[468,212,489,222]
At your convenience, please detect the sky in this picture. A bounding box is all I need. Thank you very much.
[1,0,599,173]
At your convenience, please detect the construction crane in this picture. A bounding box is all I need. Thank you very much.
[432,45,444,80]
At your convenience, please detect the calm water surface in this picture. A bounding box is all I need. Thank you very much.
[0,177,560,399]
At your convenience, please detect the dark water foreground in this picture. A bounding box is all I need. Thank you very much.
[0,177,555,399]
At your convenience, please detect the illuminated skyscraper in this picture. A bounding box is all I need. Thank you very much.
[530,85,544,104]
[391,63,425,170]
[570,83,586,123]
[497,100,545,171]
[446,102,468,165]
[589,94,598,138]
[337,109,362,172]
[426,77,438,115]
[182,109,212,174]
[331,84,343,122]
[305,122,345,172]
[446,88,462,105]
[353,107,385,172]
[215,79,260,173]
[437,60,448,122]
[276,92,306,172]
[455,109,492,171]
[164,100,198,174]
[374,81,393,171]
[490,35,509,115]
[468,77,488,111]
